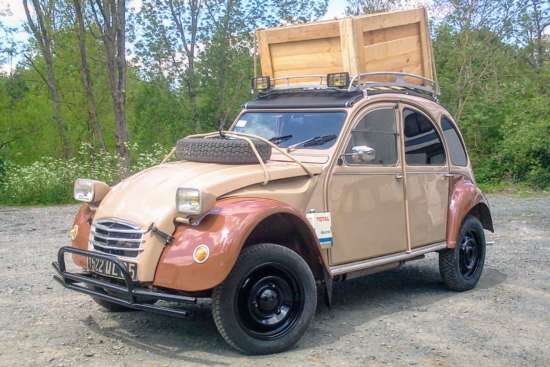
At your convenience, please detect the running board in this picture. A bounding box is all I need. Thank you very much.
[329,242,448,277]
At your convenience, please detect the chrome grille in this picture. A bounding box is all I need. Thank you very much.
[90,219,144,258]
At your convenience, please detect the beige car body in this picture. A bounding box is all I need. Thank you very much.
[69,92,493,297]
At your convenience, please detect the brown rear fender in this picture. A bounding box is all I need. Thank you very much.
[153,197,327,292]
[447,176,494,248]
[71,204,93,268]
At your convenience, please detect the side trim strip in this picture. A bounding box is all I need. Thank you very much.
[329,241,447,276]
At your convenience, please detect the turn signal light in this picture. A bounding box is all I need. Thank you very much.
[193,244,210,264]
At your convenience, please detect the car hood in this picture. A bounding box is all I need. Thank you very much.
[93,160,322,233]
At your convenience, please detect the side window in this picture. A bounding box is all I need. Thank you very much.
[403,108,446,165]
[442,117,468,166]
[345,108,398,165]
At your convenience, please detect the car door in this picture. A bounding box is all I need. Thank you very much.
[401,105,449,248]
[328,104,408,265]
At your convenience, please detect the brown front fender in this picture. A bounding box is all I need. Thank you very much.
[447,176,494,248]
[153,197,327,292]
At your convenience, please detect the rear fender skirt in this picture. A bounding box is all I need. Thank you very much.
[153,197,327,292]
[71,204,93,268]
[447,176,494,248]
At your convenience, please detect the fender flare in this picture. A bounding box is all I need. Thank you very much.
[447,176,494,248]
[153,197,327,292]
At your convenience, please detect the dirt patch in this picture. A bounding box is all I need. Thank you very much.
[0,195,548,366]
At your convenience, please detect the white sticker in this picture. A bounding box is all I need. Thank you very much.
[306,211,333,246]
[235,119,247,128]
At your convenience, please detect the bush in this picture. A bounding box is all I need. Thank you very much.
[0,143,170,205]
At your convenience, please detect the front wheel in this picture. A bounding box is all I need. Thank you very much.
[439,216,486,291]
[211,243,317,355]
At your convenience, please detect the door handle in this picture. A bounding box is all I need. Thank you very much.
[395,174,403,180]
[441,173,454,178]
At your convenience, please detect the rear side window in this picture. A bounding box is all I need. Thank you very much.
[442,117,468,166]
[403,109,445,165]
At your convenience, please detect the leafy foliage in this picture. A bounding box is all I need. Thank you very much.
[0,0,549,205]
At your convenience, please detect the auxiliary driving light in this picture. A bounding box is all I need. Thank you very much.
[327,72,350,88]
[193,244,210,264]
[252,76,271,91]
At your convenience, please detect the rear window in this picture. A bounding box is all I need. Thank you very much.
[442,117,468,166]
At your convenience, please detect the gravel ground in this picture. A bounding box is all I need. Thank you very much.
[0,194,549,367]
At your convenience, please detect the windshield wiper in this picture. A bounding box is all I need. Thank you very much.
[269,134,293,144]
[287,134,337,152]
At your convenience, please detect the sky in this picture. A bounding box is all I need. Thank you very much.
[0,0,348,73]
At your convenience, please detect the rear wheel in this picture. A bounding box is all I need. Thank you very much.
[212,243,317,355]
[439,216,486,291]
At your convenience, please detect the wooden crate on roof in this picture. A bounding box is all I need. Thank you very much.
[255,7,436,86]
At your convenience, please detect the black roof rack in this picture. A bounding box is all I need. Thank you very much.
[348,72,439,99]
[245,71,440,108]
[244,88,364,109]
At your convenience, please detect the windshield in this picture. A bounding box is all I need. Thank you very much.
[232,111,346,149]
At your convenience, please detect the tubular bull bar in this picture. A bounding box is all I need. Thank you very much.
[52,246,196,318]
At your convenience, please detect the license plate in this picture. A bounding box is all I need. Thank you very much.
[87,257,137,281]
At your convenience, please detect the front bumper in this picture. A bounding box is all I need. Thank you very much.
[53,246,196,318]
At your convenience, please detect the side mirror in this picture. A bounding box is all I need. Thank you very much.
[345,145,376,164]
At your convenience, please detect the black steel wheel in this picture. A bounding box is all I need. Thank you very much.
[439,215,486,291]
[458,231,482,280]
[236,263,304,340]
[212,243,317,355]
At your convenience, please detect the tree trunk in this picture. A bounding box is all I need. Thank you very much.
[166,0,201,132]
[92,0,129,177]
[23,0,71,158]
[73,0,106,151]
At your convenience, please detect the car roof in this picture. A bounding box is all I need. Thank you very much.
[243,89,365,109]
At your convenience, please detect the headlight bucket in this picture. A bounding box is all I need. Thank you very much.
[74,179,110,204]
[176,188,215,216]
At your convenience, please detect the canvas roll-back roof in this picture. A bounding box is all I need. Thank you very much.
[244,89,364,109]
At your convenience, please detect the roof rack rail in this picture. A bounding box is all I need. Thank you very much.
[270,74,328,90]
[348,72,440,99]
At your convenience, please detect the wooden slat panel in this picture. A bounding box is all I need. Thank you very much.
[259,21,340,44]
[417,7,434,80]
[256,30,274,77]
[270,37,341,58]
[364,23,419,46]
[339,18,360,74]
[355,8,423,33]
[271,37,342,79]
[257,7,435,82]
[362,35,421,63]
[362,50,422,73]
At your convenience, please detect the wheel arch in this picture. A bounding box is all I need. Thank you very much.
[153,197,328,292]
[243,212,327,281]
[446,176,494,248]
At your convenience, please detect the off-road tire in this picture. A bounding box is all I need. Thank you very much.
[439,216,486,291]
[211,243,317,355]
[175,137,272,164]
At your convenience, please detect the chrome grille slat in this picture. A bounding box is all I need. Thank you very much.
[92,241,144,252]
[90,219,144,258]
[91,231,143,242]
[94,222,145,234]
